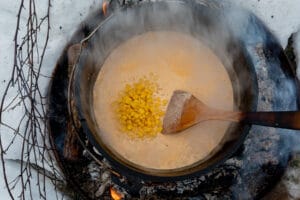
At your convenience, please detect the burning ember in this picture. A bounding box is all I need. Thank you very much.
[48,0,300,199]
[110,187,124,200]
[102,1,109,16]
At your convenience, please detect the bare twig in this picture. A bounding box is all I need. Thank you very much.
[0,0,65,199]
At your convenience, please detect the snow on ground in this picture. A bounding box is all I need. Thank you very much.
[0,1,100,199]
[0,0,300,199]
[224,0,300,48]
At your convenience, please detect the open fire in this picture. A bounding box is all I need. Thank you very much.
[110,187,124,200]
[102,0,109,16]
[48,0,300,199]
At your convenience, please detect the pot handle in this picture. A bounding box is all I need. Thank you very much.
[242,111,300,130]
[67,8,115,130]
[67,43,85,132]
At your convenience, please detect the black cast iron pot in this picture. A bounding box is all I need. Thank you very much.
[68,0,260,181]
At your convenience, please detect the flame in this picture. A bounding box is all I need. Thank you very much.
[102,1,109,16]
[110,187,123,200]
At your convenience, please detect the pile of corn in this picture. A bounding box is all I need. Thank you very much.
[114,76,167,139]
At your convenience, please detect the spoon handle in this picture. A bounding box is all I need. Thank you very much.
[242,111,300,130]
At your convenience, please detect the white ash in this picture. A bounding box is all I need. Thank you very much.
[87,161,103,180]
[251,44,274,111]
[224,158,243,168]
[294,30,300,79]
[283,152,300,199]
[86,161,112,197]
[95,180,110,197]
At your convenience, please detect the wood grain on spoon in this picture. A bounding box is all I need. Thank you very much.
[162,90,300,134]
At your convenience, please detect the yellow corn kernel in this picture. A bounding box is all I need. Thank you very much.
[114,74,166,139]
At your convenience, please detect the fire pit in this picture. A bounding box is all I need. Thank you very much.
[48,0,300,199]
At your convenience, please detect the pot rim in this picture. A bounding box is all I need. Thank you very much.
[67,0,260,181]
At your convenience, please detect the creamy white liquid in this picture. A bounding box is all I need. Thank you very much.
[93,31,233,169]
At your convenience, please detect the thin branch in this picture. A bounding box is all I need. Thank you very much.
[0,0,64,199]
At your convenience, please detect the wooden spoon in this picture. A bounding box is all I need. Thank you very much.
[162,90,300,134]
